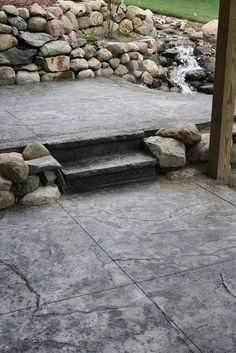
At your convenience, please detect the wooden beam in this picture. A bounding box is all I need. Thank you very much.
[208,0,236,183]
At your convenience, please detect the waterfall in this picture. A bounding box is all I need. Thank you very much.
[169,45,202,94]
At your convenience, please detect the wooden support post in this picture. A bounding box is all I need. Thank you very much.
[208,0,236,183]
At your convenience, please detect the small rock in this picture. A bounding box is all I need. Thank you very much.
[77,69,95,78]
[30,3,47,17]
[83,44,97,59]
[126,5,146,20]
[202,19,218,36]
[144,136,186,168]
[61,14,73,34]
[70,58,88,71]
[107,42,129,56]
[0,23,12,34]
[16,71,40,84]
[0,34,17,51]
[156,122,202,146]
[114,64,128,76]
[65,11,78,31]
[109,58,120,69]
[18,8,30,19]
[141,71,153,86]
[120,53,130,64]
[70,47,85,58]
[186,69,208,81]
[19,184,61,206]
[12,175,40,197]
[90,11,103,26]
[43,55,70,72]
[0,173,12,190]
[123,74,136,83]
[26,155,62,175]
[22,142,50,160]
[140,60,165,78]
[47,6,63,18]
[187,133,210,162]
[198,83,214,95]
[8,16,27,31]
[2,5,19,16]
[88,57,101,70]
[0,11,7,24]
[77,16,91,29]
[119,18,133,32]
[96,48,112,62]
[0,66,15,85]
[95,67,113,77]
[27,16,47,32]
[0,153,29,183]
[0,190,15,209]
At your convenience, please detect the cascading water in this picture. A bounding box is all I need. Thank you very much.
[169,45,202,94]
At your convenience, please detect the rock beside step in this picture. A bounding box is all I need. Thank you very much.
[144,136,186,168]
[26,155,62,175]
[19,184,61,206]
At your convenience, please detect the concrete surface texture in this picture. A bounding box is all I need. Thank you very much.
[0,177,236,352]
[0,76,223,149]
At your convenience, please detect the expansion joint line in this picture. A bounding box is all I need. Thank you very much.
[0,259,40,310]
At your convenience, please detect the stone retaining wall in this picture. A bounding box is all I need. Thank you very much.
[0,1,167,87]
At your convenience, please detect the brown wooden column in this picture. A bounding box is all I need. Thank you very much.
[208,0,236,183]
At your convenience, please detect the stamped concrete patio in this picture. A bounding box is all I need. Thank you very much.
[0,76,227,150]
[1,78,236,352]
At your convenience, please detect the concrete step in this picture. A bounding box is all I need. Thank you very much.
[62,150,158,192]
[49,132,149,164]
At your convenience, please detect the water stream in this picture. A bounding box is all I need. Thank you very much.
[169,45,202,94]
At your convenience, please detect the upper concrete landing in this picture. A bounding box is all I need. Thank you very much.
[0,77,222,150]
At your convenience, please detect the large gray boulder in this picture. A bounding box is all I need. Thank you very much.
[19,31,53,47]
[7,16,27,31]
[39,40,72,57]
[144,136,186,168]
[156,122,202,146]
[0,47,37,65]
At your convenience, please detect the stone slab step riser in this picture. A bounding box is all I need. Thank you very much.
[64,165,157,193]
[50,138,144,163]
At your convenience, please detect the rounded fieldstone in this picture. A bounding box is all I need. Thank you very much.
[108,58,120,69]
[19,184,61,206]
[30,3,46,17]
[0,23,12,34]
[22,142,50,160]
[39,40,71,57]
[16,71,40,84]
[70,58,88,71]
[0,34,18,51]
[88,57,101,70]
[96,48,112,62]
[43,56,70,72]
[2,5,19,16]
[77,69,95,78]
[114,64,128,76]
[0,190,15,209]
[0,66,15,85]
[0,11,7,24]
[0,173,12,190]
[90,11,103,26]
[70,47,85,58]
[0,153,29,183]
[156,122,202,146]
[27,16,47,32]
[8,16,27,31]
[140,60,165,78]
[141,71,153,86]
[12,175,40,198]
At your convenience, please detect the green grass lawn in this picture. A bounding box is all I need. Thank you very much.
[124,0,219,23]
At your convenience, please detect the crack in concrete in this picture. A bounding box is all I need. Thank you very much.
[0,259,41,310]
[219,272,236,299]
